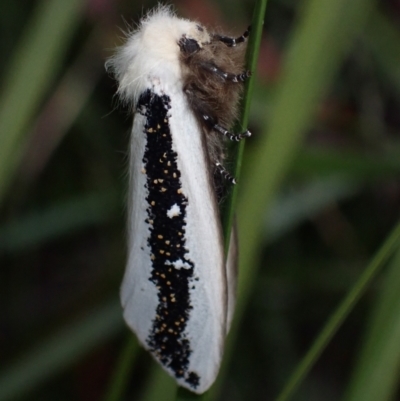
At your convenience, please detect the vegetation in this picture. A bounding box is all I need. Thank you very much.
[1,0,400,400]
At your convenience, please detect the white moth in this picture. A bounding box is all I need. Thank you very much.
[107,5,250,394]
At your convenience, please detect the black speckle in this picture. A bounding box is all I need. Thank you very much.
[187,372,200,388]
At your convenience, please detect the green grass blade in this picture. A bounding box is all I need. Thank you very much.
[0,192,118,253]
[294,147,400,178]
[221,0,269,254]
[365,10,400,93]
[343,246,400,401]
[275,221,400,401]
[141,365,177,401]
[103,337,139,401]
[0,0,84,203]
[236,0,375,326]
[266,176,359,243]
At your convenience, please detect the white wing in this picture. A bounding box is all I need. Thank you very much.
[121,78,228,394]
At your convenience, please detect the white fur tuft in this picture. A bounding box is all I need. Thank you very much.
[106,5,210,107]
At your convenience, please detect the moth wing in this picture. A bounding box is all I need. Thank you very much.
[121,111,159,342]
[121,81,228,394]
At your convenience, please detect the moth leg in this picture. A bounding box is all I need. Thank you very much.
[216,161,236,185]
[202,114,251,141]
[199,62,251,83]
[214,26,251,47]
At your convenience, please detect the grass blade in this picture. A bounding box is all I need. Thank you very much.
[221,0,269,253]
[236,0,375,323]
[343,246,400,401]
[0,0,84,203]
[275,221,400,401]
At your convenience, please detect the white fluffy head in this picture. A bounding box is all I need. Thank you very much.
[106,5,211,106]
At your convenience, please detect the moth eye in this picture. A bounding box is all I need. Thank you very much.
[196,24,204,32]
[178,36,200,55]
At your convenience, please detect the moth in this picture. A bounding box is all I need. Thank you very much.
[107,5,250,394]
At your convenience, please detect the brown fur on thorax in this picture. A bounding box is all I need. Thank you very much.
[179,34,247,164]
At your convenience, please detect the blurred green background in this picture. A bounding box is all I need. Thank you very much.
[1,0,400,400]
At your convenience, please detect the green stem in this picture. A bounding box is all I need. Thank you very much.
[102,336,138,401]
[221,0,268,254]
